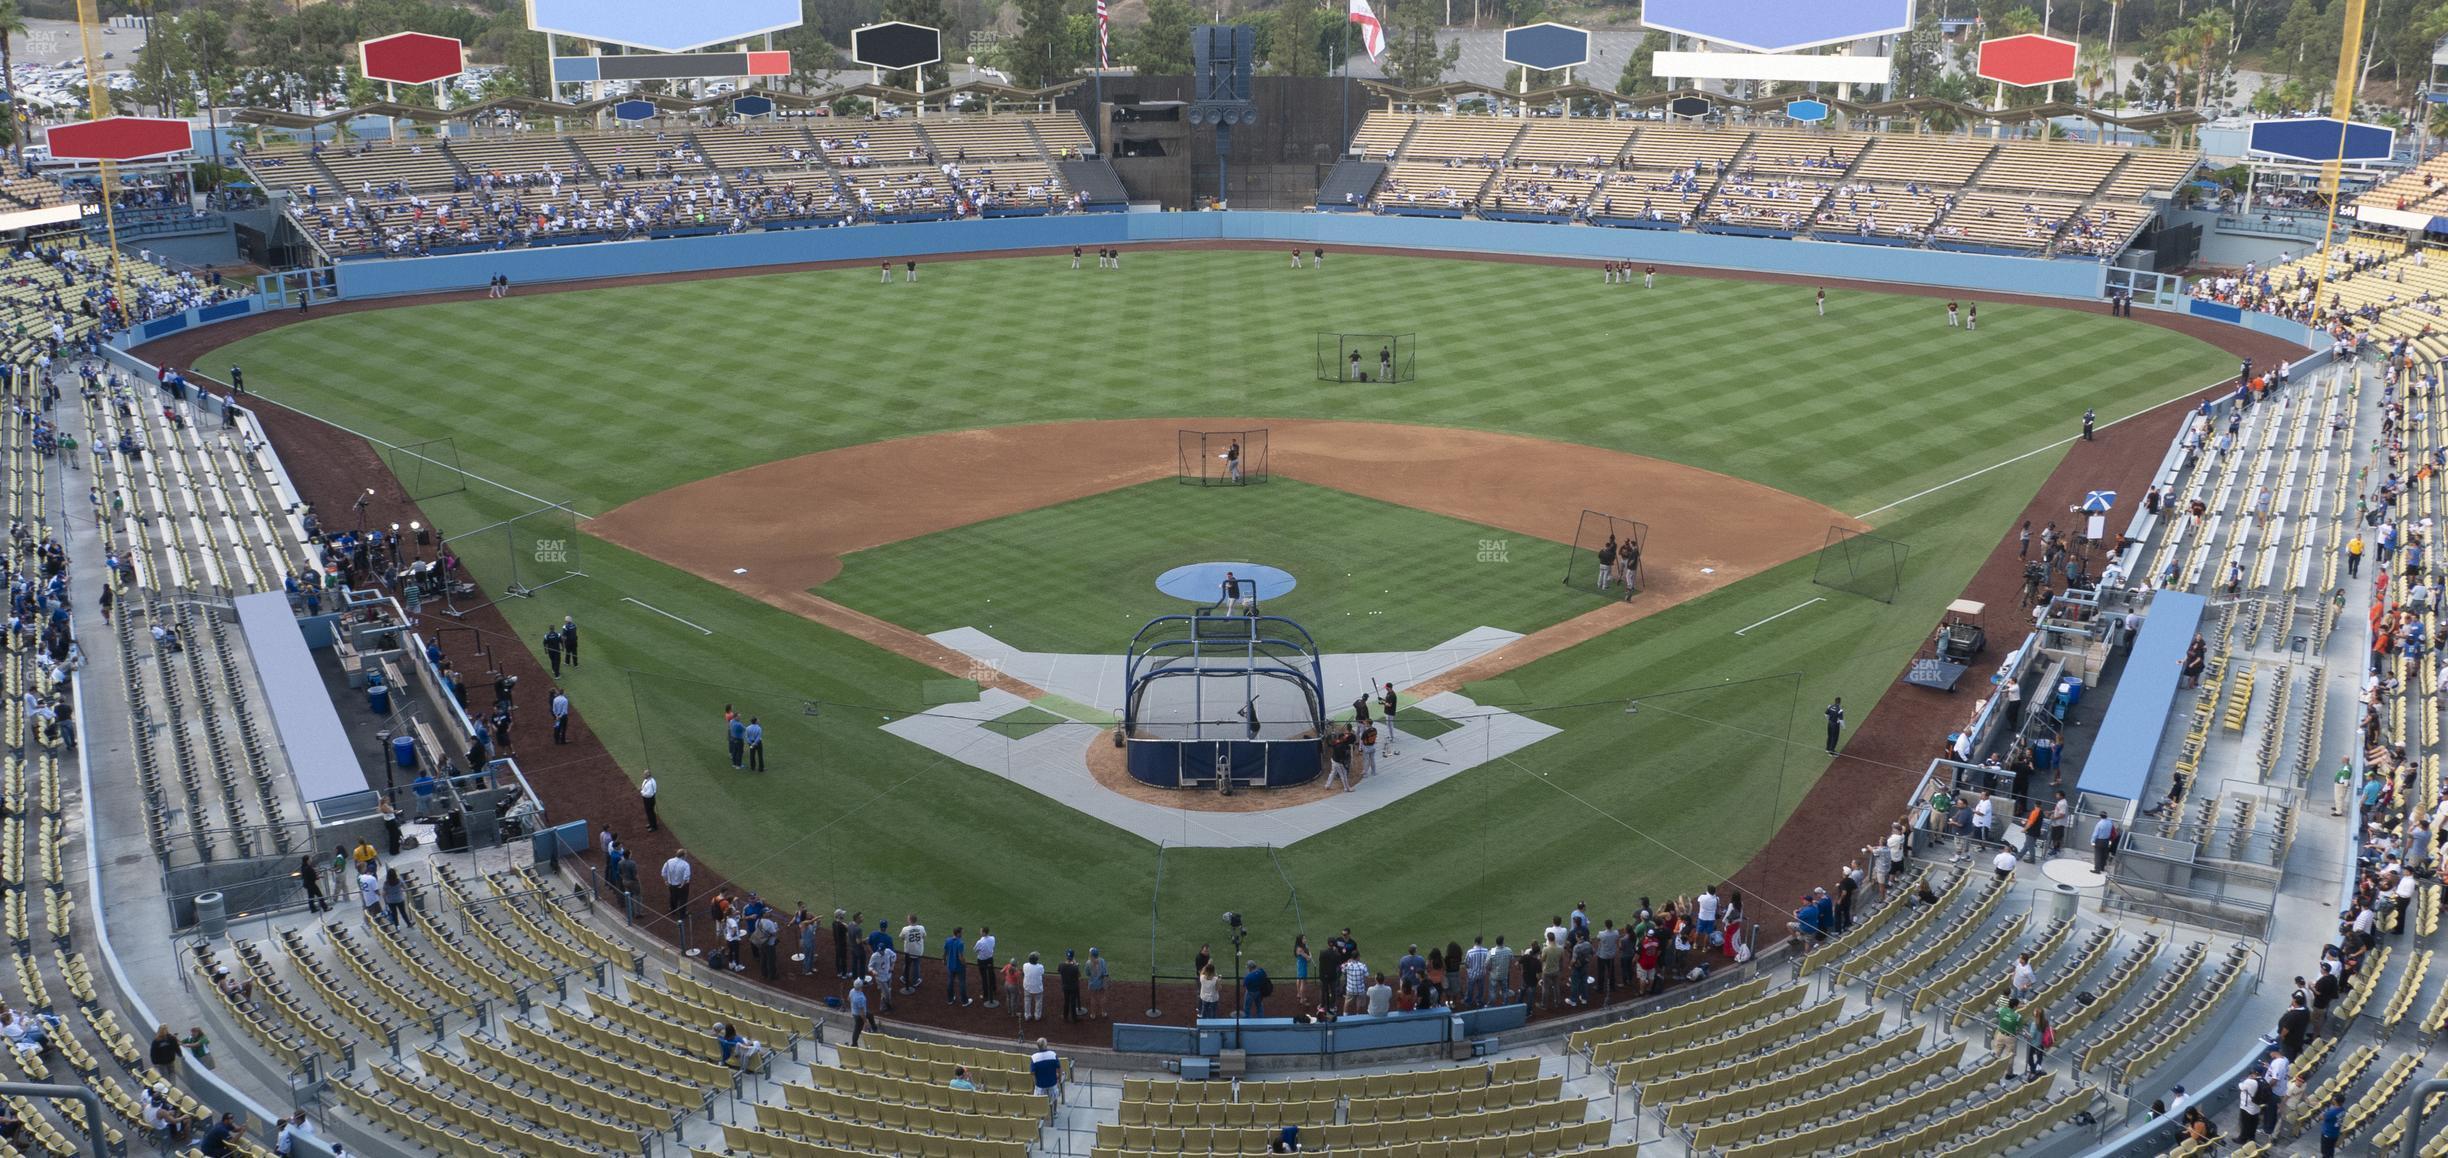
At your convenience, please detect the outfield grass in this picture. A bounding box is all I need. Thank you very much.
[820,478,1591,653]
[216,251,2230,516]
[204,251,2227,961]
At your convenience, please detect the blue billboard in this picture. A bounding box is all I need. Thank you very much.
[2247,117,2395,163]
[1641,0,1915,54]
[526,0,802,54]
[1502,23,1591,71]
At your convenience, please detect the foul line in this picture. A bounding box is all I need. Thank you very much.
[1850,372,2245,522]
[622,597,713,635]
[1734,597,1824,636]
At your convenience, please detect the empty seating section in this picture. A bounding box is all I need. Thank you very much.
[1109,1060,1596,1157]
[1028,113,1097,159]
[1981,141,2121,198]
[2102,149,2200,202]
[1348,113,1413,161]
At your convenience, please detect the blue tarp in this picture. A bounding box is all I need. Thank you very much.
[2075,591,2206,802]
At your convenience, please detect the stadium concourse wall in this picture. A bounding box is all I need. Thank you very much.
[311,212,2122,301]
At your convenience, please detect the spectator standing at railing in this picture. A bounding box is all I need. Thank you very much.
[898,915,927,992]
[662,850,691,916]
[943,927,969,1005]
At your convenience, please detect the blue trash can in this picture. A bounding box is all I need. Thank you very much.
[367,678,390,716]
[392,734,417,770]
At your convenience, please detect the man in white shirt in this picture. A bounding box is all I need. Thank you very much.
[275,1106,313,1150]
[640,774,659,831]
[1342,955,1371,1014]
[2011,954,2036,1000]
[1994,848,2019,880]
[1022,952,1047,1021]
[662,850,692,916]
[2391,869,2420,936]
[1972,792,1996,843]
[900,916,928,991]
[975,929,999,1008]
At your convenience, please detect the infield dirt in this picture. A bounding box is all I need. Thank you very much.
[583,417,1863,699]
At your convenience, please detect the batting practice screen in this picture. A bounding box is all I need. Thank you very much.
[1316,333,1416,383]
[382,436,469,501]
[1813,525,1908,604]
[1561,509,1650,597]
[1178,429,1269,486]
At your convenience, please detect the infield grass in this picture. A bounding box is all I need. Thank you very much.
[820,478,1590,653]
[205,250,2229,959]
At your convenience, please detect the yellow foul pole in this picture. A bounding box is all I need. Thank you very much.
[2309,0,2368,325]
[73,0,129,318]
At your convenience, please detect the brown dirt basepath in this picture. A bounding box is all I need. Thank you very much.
[582,418,1861,699]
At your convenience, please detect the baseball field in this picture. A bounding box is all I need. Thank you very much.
[203,247,2234,972]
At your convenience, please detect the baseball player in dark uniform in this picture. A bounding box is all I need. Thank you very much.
[1377,681,1399,754]
[1825,698,1844,754]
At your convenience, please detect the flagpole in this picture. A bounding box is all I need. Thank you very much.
[1093,0,1108,156]
[1340,7,1350,149]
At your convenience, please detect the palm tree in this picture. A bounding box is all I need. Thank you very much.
[2077,41,2109,103]
[2102,0,2123,108]
[0,1,29,138]
[2189,9,2233,123]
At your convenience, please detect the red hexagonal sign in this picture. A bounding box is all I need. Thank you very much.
[44,117,190,162]
[360,32,465,86]
[1976,34,2079,89]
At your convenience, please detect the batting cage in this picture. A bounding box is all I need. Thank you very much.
[1122,613,1326,789]
[1178,429,1269,487]
[1560,509,1650,597]
[381,437,469,501]
[438,504,583,612]
[1812,525,1908,604]
[1315,333,1416,383]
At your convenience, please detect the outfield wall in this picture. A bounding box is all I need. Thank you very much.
[324,212,2115,301]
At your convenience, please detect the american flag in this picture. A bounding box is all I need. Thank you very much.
[1096,0,1110,69]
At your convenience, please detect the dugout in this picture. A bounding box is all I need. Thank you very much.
[1121,613,1326,789]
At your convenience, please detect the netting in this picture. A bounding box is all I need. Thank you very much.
[1561,510,1650,598]
[383,437,469,501]
[1315,333,1416,383]
[441,504,583,607]
[1177,429,1269,486]
[1812,525,1908,604]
